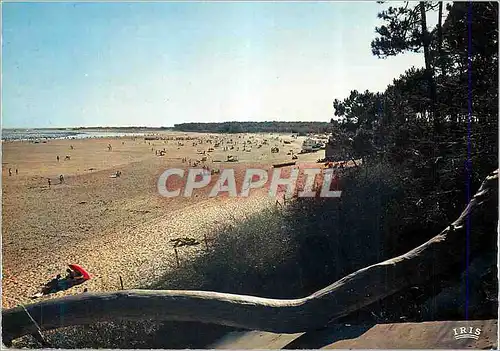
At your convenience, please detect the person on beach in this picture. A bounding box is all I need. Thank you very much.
[57,277,69,291]
[57,155,60,162]
[66,268,83,280]
[59,174,64,184]
[44,274,62,294]
[66,268,75,279]
[16,169,18,175]
[48,178,51,187]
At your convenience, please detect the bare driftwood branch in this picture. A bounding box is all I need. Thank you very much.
[2,170,498,345]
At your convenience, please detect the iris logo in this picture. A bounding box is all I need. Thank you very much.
[452,326,481,340]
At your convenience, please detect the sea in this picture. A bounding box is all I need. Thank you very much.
[1,129,152,141]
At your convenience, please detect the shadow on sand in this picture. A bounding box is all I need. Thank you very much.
[282,323,374,349]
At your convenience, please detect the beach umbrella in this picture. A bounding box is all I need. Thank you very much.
[68,264,91,280]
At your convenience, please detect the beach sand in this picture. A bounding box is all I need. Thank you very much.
[3,133,497,350]
[2,132,320,308]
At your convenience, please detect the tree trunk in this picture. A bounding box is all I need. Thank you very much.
[437,1,444,77]
[419,2,439,133]
[3,170,498,345]
[437,2,447,126]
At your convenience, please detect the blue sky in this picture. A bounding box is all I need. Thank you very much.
[2,2,435,128]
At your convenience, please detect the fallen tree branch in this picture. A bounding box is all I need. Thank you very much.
[2,169,498,345]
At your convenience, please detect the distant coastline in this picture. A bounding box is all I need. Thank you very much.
[1,121,333,140]
[3,126,173,131]
[1,127,172,141]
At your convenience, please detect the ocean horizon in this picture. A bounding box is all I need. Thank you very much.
[1,128,160,141]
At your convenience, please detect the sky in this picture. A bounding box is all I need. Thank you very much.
[2,2,440,128]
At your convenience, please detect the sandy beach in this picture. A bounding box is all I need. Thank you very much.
[2,132,498,350]
[2,131,321,308]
